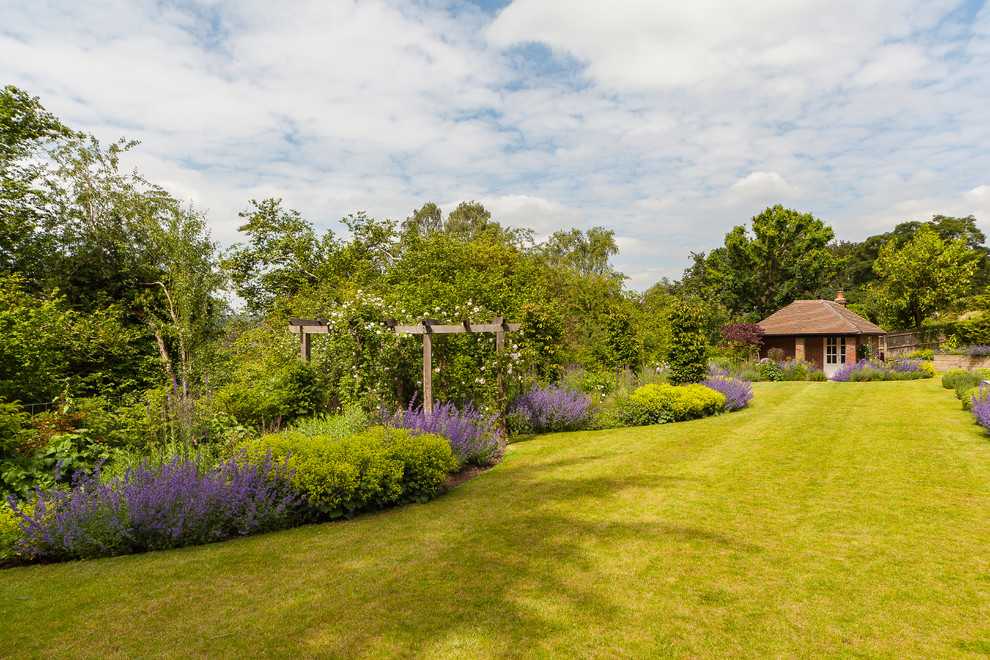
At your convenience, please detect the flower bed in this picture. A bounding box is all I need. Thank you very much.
[380,398,499,467]
[7,451,299,562]
[832,358,934,382]
[506,384,598,434]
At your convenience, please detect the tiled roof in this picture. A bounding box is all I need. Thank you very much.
[757,300,886,336]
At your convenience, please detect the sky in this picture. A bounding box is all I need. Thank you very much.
[2,0,989,290]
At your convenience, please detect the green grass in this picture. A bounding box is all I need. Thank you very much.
[4,379,990,658]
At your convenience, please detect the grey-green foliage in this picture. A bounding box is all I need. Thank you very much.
[288,406,368,440]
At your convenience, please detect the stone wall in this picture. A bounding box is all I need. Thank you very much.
[933,355,990,371]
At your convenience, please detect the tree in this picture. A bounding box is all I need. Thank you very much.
[705,205,840,318]
[139,205,226,391]
[0,85,76,280]
[540,227,620,278]
[719,323,764,360]
[872,226,979,329]
[402,202,443,237]
[667,303,710,385]
[223,199,337,315]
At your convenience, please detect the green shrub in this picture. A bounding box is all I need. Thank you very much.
[217,362,325,428]
[0,502,24,563]
[288,406,368,440]
[953,373,983,399]
[916,362,937,379]
[757,362,783,382]
[778,360,812,381]
[668,305,710,386]
[623,383,725,426]
[808,371,828,382]
[739,367,761,382]
[244,426,455,519]
[962,385,990,411]
[943,369,973,390]
[901,349,935,360]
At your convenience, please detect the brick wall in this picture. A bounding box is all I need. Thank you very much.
[760,336,795,360]
[805,338,824,370]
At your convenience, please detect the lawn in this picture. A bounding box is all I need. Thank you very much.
[3,379,990,658]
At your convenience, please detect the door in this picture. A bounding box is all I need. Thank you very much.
[824,336,846,378]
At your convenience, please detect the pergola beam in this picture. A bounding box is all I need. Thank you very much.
[288,316,521,414]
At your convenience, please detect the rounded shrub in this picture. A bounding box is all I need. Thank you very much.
[962,386,990,411]
[954,373,983,399]
[943,369,974,390]
[623,383,725,426]
[757,362,783,382]
[246,426,455,519]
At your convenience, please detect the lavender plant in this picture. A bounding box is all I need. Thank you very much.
[380,397,499,467]
[506,384,598,435]
[971,397,990,432]
[700,371,754,412]
[832,358,934,382]
[9,450,299,561]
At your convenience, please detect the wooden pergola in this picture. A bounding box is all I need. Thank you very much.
[289,316,521,414]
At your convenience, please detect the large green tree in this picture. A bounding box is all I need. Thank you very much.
[705,205,840,318]
[872,226,979,329]
[0,85,76,281]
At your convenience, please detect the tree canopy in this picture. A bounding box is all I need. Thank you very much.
[703,205,840,319]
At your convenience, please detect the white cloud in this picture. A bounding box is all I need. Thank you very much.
[723,171,800,208]
[1,0,988,291]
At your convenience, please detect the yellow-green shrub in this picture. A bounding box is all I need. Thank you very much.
[243,426,455,519]
[626,383,725,424]
[962,385,990,411]
[1,502,30,563]
[943,369,974,389]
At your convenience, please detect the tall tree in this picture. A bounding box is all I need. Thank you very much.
[705,205,839,318]
[223,199,337,315]
[0,85,76,280]
[872,226,979,329]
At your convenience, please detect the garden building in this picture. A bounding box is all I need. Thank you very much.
[757,291,886,378]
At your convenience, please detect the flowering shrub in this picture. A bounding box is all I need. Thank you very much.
[971,397,990,432]
[777,359,814,381]
[941,344,990,356]
[8,451,299,561]
[700,371,754,412]
[619,383,725,426]
[380,399,498,467]
[506,384,598,435]
[832,359,934,382]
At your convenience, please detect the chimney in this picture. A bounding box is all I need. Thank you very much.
[835,290,847,307]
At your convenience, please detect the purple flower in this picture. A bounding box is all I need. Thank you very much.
[380,395,499,467]
[972,397,990,431]
[9,450,300,561]
[507,384,597,434]
[699,375,753,411]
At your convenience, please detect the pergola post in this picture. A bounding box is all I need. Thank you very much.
[422,319,434,414]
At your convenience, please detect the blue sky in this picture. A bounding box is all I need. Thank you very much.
[2,0,989,290]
